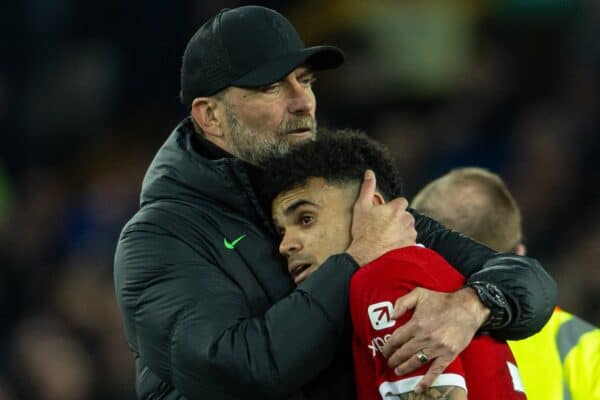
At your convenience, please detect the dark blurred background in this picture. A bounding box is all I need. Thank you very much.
[0,0,598,399]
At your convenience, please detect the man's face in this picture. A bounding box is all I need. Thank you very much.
[221,67,317,165]
[272,178,356,284]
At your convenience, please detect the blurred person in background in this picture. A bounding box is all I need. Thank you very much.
[114,6,556,399]
[52,261,136,399]
[11,316,94,400]
[265,130,527,399]
[411,167,600,400]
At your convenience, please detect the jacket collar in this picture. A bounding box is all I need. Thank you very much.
[140,117,274,233]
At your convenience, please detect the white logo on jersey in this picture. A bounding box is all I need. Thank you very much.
[368,301,396,330]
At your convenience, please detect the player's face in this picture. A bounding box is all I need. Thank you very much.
[222,67,318,165]
[272,178,355,284]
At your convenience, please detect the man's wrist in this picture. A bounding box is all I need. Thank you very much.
[465,281,512,333]
[459,287,491,329]
[345,242,368,266]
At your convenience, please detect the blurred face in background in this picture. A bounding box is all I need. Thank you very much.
[272,178,357,284]
[217,67,318,164]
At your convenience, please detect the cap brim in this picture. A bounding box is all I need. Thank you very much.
[231,45,344,88]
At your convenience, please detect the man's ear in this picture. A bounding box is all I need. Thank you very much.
[190,96,225,140]
[515,242,527,256]
[372,192,385,205]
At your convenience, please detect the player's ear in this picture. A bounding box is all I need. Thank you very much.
[372,192,385,205]
[515,243,526,256]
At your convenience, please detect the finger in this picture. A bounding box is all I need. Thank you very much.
[415,358,449,393]
[386,338,426,368]
[391,289,420,319]
[392,350,431,376]
[355,170,376,208]
[381,322,415,358]
[387,196,409,211]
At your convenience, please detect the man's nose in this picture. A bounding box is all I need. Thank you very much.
[279,233,303,257]
[287,81,315,116]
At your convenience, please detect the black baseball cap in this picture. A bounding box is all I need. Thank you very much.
[180,6,344,105]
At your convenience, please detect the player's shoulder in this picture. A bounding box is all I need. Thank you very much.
[381,245,454,265]
[358,246,462,278]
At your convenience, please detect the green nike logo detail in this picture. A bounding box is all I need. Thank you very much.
[224,234,246,250]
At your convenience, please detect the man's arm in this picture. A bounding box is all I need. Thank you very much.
[116,171,416,399]
[115,226,358,400]
[378,209,555,391]
[411,208,556,339]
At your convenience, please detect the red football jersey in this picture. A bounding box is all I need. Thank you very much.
[349,246,526,399]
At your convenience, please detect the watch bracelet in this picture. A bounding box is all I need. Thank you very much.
[466,281,513,332]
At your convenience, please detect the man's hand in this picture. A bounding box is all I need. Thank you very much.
[346,170,416,266]
[382,287,491,393]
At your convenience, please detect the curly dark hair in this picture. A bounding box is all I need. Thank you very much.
[260,128,403,203]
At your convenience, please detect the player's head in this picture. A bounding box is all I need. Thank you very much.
[412,167,525,255]
[180,6,344,165]
[263,129,403,284]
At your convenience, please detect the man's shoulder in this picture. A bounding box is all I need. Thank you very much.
[352,246,464,289]
[120,202,199,238]
[115,201,225,266]
[117,199,279,271]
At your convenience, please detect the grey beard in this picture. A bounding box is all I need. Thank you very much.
[225,105,316,166]
[234,137,294,166]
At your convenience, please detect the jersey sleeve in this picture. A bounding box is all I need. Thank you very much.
[349,246,468,399]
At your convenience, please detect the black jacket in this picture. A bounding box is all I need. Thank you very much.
[114,118,556,399]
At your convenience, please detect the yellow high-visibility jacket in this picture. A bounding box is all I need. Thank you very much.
[508,307,600,400]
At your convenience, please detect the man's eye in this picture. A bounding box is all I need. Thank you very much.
[260,84,279,93]
[300,215,313,225]
[301,77,316,87]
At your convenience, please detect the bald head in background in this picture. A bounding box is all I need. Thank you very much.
[411,167,525,255]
